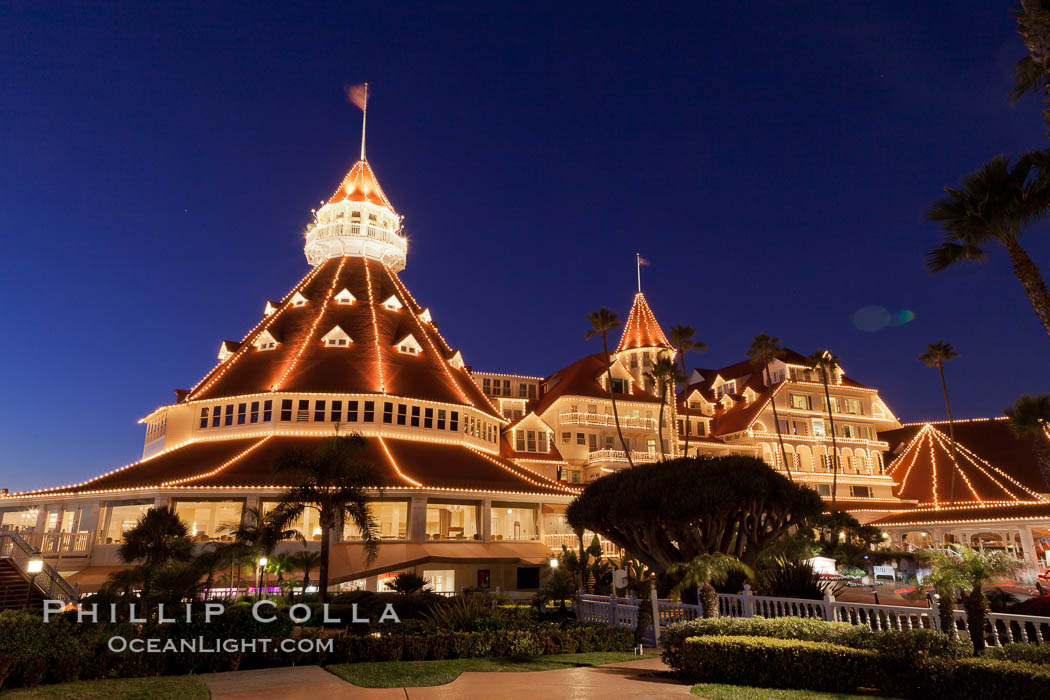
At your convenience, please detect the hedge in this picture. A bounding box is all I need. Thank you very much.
[679,636,877,693]
[0,607,632,690]
[907,657,1050,699]
[987,642,1050,665]
[661,616,970,671]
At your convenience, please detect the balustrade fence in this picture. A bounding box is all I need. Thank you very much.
[0,531,78,603]
[579,585,1050,649]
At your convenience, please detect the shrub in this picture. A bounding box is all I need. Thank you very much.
[757,557,843,599]
[678,636,876,692]
[908,657,1050,699]
[987,643,1050,665]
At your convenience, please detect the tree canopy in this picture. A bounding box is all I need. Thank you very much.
[566,456,823,587]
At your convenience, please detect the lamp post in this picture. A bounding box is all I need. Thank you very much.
[25,556,44,608]
[256,556,268,599]
[549,557,559,569]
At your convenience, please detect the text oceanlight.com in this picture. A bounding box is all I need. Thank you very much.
[106,637,334,654]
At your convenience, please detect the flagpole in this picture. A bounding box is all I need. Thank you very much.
[360,83,368,161]
[636,253,641,293]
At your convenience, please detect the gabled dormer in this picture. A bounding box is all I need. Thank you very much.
[290,291,309,308]
[394,333,422,355]
[254,330,279,351]
[600,357,634,394]
[217,340,241,362]
[321,325,352,347]
[382,294,403,312]
[448,349,465,369]
[264,300,279,316]
[333,288,356,305]
[742,386,758,406]
[419,308,433,323]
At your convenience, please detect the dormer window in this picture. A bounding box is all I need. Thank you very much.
[254,330,278,351]
[217,340,240,362]
[395,334,423,355]
[419,308,433,323]
[290,292,308,308]
[448,350,465,369]
[264,301,278,316]
[321,326,352,347]
[382,295,403,312]
[350,211,361,221]
[334,288,356,305]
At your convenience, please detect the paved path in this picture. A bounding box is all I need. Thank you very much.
[202,657,691,699]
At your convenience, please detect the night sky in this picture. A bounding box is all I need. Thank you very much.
[3,1,1049,491]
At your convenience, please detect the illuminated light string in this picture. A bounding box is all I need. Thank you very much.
[385,266,506,422]
[927,427,939,509]
[272,256,348,390]
[465,446,578,495]
[926,429,982,502]
[160,436,272,486]
[375,436,423,487]
[362,258,387,393]
[889,428,925,495]
[189,262,327,400]
[928,426,1047,503]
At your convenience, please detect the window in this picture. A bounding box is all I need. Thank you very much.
[777,418,790,434]
[383,402,393,424]
[610,378,627,393]
[844,398,862,415]
[255,330,278,351]
[397,404,407,425]
[516,567,540,590]
[789,367,815,382]
[450,411,459,431]
[279,400,293,423]
[791,420,809,436]
[426,501,479,540]
[334,288,355,305]
[588,434,598,450]
[199,407,209,429]
[348,400,358,422]
[528,384,537,399]
[537,431,547,452]
[343,501,409,540]
[516,431,525,451]
[237,403,246,425]
[812,419,825,436]
[250,401,260,423]
[483,378,491,394]
[696,421,707,436]
[314,400,326,422]
[263,400,272,422]
[561,432,571,445]
[850,485,872,498]
[96,500,152,544]
[224,404,234,426]
[297,400,309,422]
[411,405,420,427]
[331,400,342,423]
[424,407,433,428]
[526,430,537,451]
[322,326,351,347]
[212,405,221,427]
[839,424,856,438]
[363,401,375,422]
[519,383,528,398]
[576,433,585,445]
[437,409,446,430]
[262,501,322,541]
[789,394,812,410]
[816,484,832,497]
[823,396,841,413]
[491,503,539,541]
[382,295,403,312]
[290,292,308,308]
[173,500,244,541]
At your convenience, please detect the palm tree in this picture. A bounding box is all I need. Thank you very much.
[668,553,753,618]
[1012,1,1050,135]
[1005,394,1050,489]
[103,566,145,596]
[218,540,256,600]
[747,334,792,481]
[806,351,842,511]
[922,545,1025,652]
[266,552,296,599]
[668,324,706,459]
[118,506,194,597]
[586,308,633,466]
[194,545,227,599]
[921,565,965,635]
[926,154,1050,338]
[288,548,322,599]
[644,355,678,461]
[917,341,962,505]
[268,434,386,604]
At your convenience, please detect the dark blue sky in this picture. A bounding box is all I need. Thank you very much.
[3,1,1048,491]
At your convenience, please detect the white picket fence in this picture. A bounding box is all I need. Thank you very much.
[578,585,1050,648]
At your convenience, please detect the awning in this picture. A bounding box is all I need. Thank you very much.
[328,541,552,582]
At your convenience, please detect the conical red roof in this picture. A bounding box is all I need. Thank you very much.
[186,256,501,418]
[328,160,394,209]
[616,292,669,352]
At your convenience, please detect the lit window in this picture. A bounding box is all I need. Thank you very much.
[395,334,422,355]
[816,484,832,497]
[290,292,308,308]
[850,485,872,498]
[561,431,571,445]
[334,288,356,305]
[382,295,403,312]
[254,330,278,351]
[322,326,352,347]
[576,433,585,445]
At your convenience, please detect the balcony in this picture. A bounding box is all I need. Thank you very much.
[543,532,620,557]
[587,449,660,466]
[560,412,658,431]
[750,431,888,450]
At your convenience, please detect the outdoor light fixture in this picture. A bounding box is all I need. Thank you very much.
[25,556,43,608]
[256,556,268,599]
[550,557,558,568]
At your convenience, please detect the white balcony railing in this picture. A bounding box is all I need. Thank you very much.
[750,431,889,450]
[543,532,619,557]
[560,412,659,431]
[587,449,660,465]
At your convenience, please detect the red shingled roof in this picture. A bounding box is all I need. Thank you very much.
[327,160,394,209]
[873,502,1050,527]
[615,292,669,352]
[16,436,572,496]
[186,257,501,419]
[533,354,662,416]
[881,419,1049,508]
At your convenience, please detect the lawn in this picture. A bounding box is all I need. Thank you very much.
[327,651,654,688]
[691,684,900,699]
[1,675,209,700]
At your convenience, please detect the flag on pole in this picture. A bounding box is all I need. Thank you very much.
[637,255,650,266]
[346,83,369,112]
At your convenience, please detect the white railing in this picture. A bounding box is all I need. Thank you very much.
[37,532,91,555]
[579,587,1050,648]
[577,593,656,644]
[306,221,407,253]
[750,431,889,450]
[543,533,619,556]
[587,449,659,465]
[0,531,78,603]
[560,412,659,431]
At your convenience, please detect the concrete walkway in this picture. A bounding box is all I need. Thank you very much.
[202,657,691,699]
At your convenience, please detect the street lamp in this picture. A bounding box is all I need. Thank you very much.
[256,556,268,598]
[25,556,43,608]
[549,557,559,568]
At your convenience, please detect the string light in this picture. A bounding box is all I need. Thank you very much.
[362,258,386,393]
[376,436,423,487]
[160,437,272,486]
[615,292,669,353]
[272,256,347,390]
